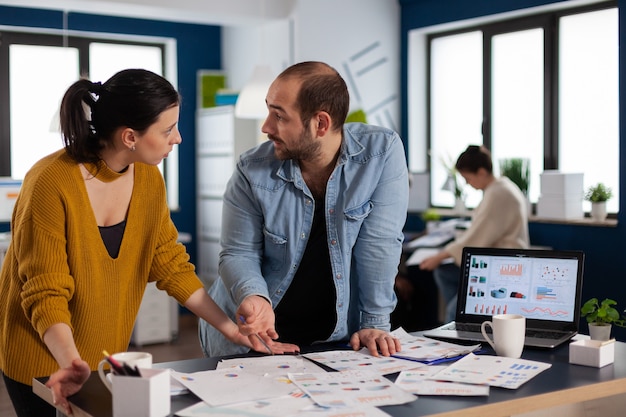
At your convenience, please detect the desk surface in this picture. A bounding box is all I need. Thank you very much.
[34,341,626,417]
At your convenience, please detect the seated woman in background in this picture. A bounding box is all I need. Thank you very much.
[419,145,530,323]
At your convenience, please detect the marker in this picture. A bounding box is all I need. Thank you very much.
[239,315,274,355]
[102,350,126,375]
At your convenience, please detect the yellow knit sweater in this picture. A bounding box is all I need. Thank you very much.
[0,150,203,385]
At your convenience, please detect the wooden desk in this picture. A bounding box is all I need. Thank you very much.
[34,341,626,417]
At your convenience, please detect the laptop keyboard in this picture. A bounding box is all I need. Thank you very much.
[447,323,567,340]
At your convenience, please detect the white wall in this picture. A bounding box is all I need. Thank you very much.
[222,0,401,131]
[1,0,401,132]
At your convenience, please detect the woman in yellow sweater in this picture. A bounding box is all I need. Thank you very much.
[0,69,297,417]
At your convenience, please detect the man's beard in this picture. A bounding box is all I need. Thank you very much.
[271,127,320,161]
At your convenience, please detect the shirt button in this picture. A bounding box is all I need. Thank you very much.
[305,199,312,205]
[301,233,306,239]
[330,239,337,245]
[329,209,335,214]
[336,274,342,279]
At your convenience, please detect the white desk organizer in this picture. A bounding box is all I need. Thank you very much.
[569,339,615,368]
[111,368,170,417]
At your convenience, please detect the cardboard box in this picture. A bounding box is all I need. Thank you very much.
[569,339,615,368]
[536,194,583,219]
[539,171,584,196]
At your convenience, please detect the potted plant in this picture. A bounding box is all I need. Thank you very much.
[584,183,613,221]
[499,158,530,196]
[580,297,626,340]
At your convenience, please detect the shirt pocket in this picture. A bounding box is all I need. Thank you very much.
[343,200,373,243]
[262,227,288,272]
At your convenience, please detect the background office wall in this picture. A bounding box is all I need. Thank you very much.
[222,0,401,131]
[400,0,626,341]
[0,5,222,264]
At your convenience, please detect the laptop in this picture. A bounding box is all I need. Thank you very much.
[424,246,585,349]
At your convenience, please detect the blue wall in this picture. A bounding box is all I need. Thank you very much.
[0,5,222,263]
[399,0,626,341]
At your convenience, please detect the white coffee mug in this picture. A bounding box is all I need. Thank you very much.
[98,351,152,392]
[481,314,526,358]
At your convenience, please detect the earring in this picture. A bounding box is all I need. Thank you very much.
[131,145,136,152]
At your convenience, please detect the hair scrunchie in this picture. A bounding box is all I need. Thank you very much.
[89,81,103,95]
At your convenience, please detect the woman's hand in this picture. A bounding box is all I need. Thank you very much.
[45,358,91,415]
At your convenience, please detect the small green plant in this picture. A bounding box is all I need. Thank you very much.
[500,158,530,195]
[580,298,626,327]
[421,208,441,222]
[584,183,613,203]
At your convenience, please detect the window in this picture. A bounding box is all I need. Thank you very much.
[0,29,180,208]
[410,1,618,214]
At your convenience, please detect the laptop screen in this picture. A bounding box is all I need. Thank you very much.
[456,247,585,331]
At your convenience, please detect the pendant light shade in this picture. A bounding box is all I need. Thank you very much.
[235,65,274,119]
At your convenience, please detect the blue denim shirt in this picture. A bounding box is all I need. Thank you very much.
[199,123,409,356]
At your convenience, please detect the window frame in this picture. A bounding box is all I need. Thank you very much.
[0,27,181,209]
[418,0,618,210]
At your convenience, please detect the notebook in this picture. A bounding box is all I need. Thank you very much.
[423,246,585,349]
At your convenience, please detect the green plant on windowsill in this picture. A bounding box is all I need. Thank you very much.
[500,158,530,196]
[584,183,613,203]
[580,298,626,327]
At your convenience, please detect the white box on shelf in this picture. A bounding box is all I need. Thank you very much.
[536,194,583,219]
[569,339,615,368]
[539,171,584,196]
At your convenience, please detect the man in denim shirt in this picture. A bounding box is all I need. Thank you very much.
[199,61,409,357]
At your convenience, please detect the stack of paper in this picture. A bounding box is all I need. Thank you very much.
[389,328,481,363]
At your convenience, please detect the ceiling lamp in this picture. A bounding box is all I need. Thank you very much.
[235,64,274,119]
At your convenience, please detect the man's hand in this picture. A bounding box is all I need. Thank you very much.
[349,329,401,357]
[45,358,91,415]
[236,295,278,340]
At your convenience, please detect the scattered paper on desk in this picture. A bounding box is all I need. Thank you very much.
[288,370,416,408]
[430,353,552,389]
[175,396,391,417]
[405,248,454,266]
[171,367,294,406]
[303,348,420,375]
[404,219,461,249]
[169,375,189,396]
[217,355,326,375]
[394,366,489,396]
[389,328,481,363]
[174,390,315,417]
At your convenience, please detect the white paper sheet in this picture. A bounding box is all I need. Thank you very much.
[171,367,295,406]
[429,353,552,389]
[288,370,416,408]
[389,328,481,363]
[394,366,489,396]
[303,348,420,375]
[217,355,326,376]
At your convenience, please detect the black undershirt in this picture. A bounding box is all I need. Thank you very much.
[99,220,126,259]
[274,199,336,345]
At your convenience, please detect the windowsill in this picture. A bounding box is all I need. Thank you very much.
[416,208,618,227]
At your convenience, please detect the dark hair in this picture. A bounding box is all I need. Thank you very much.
[455,145,493,174]
[59,68,180,163]
[276,61,349,132]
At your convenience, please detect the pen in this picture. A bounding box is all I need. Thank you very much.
[102,350,126,375]
[238,315,274,355]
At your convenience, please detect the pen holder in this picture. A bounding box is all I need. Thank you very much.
[111,368,170,417]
